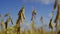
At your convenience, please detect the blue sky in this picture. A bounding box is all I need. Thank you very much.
[0,0,57,31]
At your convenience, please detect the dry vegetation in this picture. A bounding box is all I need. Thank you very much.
[0,0,60,34]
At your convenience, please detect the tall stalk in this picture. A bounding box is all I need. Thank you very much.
[4,13,14,34]
[0,14,5,34]
[31,9,37,34]
[16,6,25,34]
[40,16,44,34]
[49,18,54,34]
[54,0,60,34]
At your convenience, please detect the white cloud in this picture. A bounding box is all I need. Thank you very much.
[33,0,55,4]
[39,0,55,4]
[23,0,55,4]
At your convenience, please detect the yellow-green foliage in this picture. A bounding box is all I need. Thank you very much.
[0,0,60,34]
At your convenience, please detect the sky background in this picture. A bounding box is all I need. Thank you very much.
[0,0,59,31]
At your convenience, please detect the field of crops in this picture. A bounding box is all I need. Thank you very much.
[0,0,60,34]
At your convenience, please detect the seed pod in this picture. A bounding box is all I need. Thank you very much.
[54,4,60,23]
[5,13,14,29]
[54,0,58,9]
[11,19,14,25]
[4,13,10,17]
[49,18,53,29]
[31,9,37,21]
[18,6,25,23]
[40,16,44,24]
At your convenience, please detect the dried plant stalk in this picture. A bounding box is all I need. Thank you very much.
[16,6,26,34]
